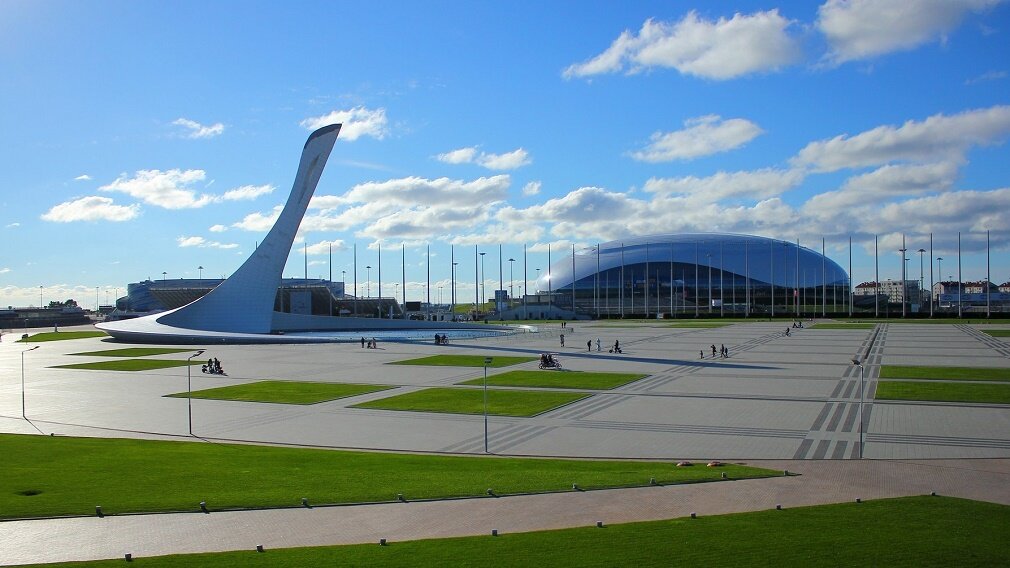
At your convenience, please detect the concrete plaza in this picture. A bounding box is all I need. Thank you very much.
[1,320,1009,564]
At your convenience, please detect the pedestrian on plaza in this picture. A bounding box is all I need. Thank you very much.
[711,344,717,357]
[596,338,601,352]
[720,344,726,358]
[700,350,704,359]
[587,339,592,352]
[560,333,565,347]
[361,336,365,348]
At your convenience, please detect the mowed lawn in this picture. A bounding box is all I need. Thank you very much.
[876,381,1010,404]
[982,329,1010,337]
[51,359,204,372]
[459,370,646,390]
[24,496,1010,567]
[390,355,536,368]
[17,331,107,342]
[167,380,393,404]
[879,365,1010,382]
[352,387,589,417]
[69,347,196,357]
[0,434,773,520]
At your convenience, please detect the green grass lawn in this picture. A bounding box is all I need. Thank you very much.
[69,347,196,357]
[352,387,589,417]
[166,381,393,404]
[810,323,877,329]
[51,359,203,372]
[26,496,1010,567]
[16,330,107,342]
[0,434,772,520]
[876,381,1010,404]
[879,365,1010,382]
[458,370,646,390]
[982,329,1010,337]
[389,355,536,368]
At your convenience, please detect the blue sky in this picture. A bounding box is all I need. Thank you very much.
[2,0,1009,309]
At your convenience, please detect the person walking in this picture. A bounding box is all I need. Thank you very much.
[595,337,601,352]
[711,344,717,357]
[720,344,726,358]
[587,339,592,352]
[560,333,565,347]
[700,350,704,359]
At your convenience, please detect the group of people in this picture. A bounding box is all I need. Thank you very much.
[539,352,560,368]
[701,344,729,359]
[361,337,379,349]
[434,334,449,345]
[202,358,225,375]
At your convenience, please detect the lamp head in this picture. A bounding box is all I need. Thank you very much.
[195,349,205,357]
[851,358,861,366]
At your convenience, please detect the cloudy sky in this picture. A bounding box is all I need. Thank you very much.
[2,0,1009,309]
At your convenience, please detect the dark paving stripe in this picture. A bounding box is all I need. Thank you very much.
[868,432,1010,449]
[810,402,833,431]
[547,394,631,420]
[829,381,844,398]
[792,438,814,459]
[812,439,831,459]
[831,440,849,459]
[489,425,558,453]
[825,403,846,432]
[842,402,860,433]
[573,419,807,439]
[841,380,855,399]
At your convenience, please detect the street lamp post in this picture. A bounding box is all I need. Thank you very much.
[187,349,206,436]
[508,258,515,307]
[479,252,486,307]
[39,285,43,308]
[198,265,204,280]
[851,357,865,459]
[21,345,39,419]
[535,268,541,293]
[898,247,907,317]
[917,249,925,309]
[162,271,167,282]
[936,257,943,310]
[366,266,372,298]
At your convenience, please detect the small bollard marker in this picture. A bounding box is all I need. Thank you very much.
[379,538,387,546]
[397,493,405,502]
[125,553,132,562]
[200,501,208,513]
[491,529,498,536]
[95,505,103,517]
[776,504,782,510]
[721,472,727,479]
[856,498,862,503]
[301,497,309,507]
[690,512,697,519]
[256,545,264,553]
[596,521,604,528]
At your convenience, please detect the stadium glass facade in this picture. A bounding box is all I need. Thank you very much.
[538,233,850,317]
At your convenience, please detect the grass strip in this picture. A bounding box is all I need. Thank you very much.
[982,330,1010,337]
[16,331,107,342]
[352,387,589,417]
[876,381,1010,404]
[26,496,1010,567]
[458,370,646,390]
[69,347,195,357]
[810,323,876,329]
[0,434,772,520]
[389,355,535,368]
[51,359,203,372]
[166,381,393,404]
[879,365,1010,382]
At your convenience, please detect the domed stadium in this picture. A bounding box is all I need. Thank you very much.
[534,233,850,318]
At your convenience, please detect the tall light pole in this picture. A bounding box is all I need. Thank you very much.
[898,246,907,318]
[187,349,205,436]
[366,266,372,298]
[162,271,167,282]
[535,268,541,293]
[937,256,943,309]
[917,249,925,309]
[21,345,39,419]
[508,258,515,306]
[479,251,486,307]
[39,285,43,308]
[451,261,458,320]
[198,265,204,280]
[851,358,865,459]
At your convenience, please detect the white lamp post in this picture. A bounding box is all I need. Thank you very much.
[187,349,205,436]
[484,357,492,453]
[851,357,864,459]
[21,345,39,419]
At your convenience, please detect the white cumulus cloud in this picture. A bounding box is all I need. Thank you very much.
[74,174,91,181]
[563,10,801,80]
[176,236,238,249]
[100,169,215,209]
[437,146,532,170]
[300,106,389,141]
[817,0,1002,65]
[172,117,225,139]
[630,115,763,162]
[221,184,275,201]
[41,196,141,223]
[208,224,228,233]
[793,105,1010,172]
[522,181,542,196]
[644,168,805,202]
